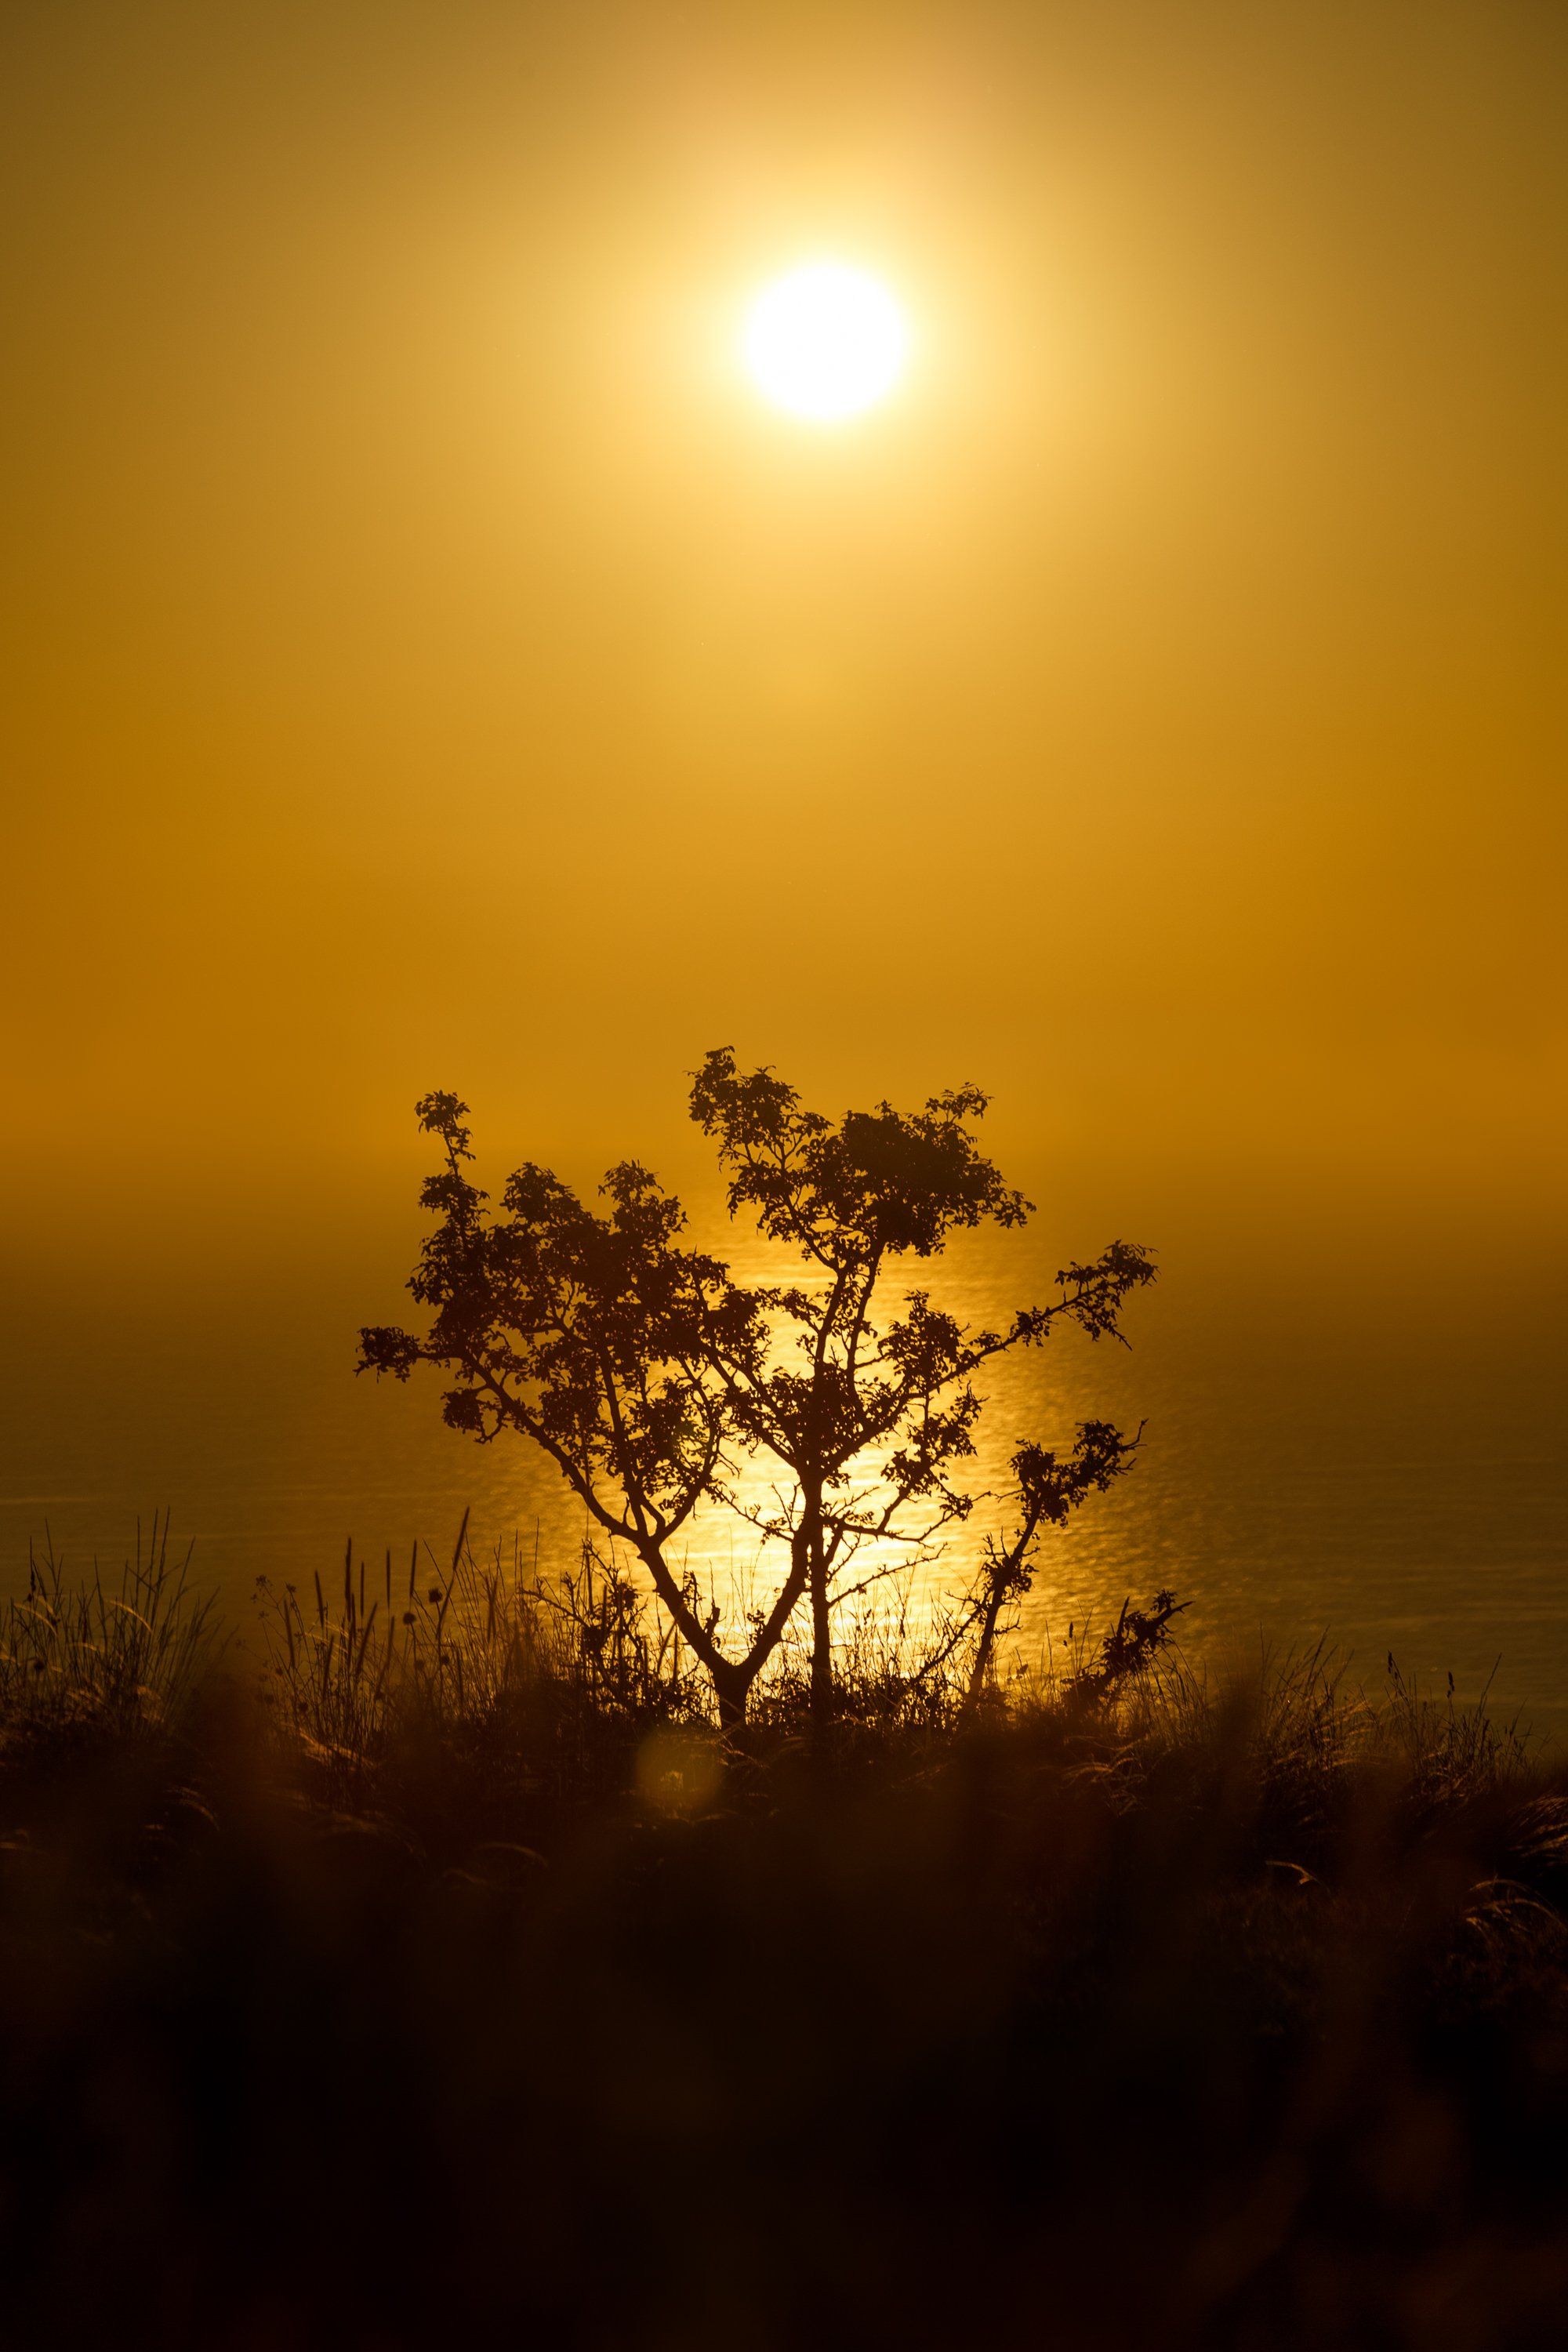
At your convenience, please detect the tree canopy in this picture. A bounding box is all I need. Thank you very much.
[361,1052,1156,1726]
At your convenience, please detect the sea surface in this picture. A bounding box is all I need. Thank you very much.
[5,1211,1565,1737]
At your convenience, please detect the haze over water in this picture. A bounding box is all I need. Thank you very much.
[6,1174,1563,1736]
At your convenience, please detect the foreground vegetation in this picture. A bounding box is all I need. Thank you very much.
[2,1525,1568,2350]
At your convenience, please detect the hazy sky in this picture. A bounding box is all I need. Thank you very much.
[5,0,1564,1292]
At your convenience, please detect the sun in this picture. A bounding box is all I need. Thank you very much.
[743,262,909,423]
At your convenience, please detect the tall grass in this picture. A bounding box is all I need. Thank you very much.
[246,1515,1550,1860]
[0,1511,220,1740]
[1105,1636,1535,1806]
[250,1514,1170,1784]
[251,1512,717,1810]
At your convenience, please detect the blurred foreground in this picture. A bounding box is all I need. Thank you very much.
[2,1526,1568,2349]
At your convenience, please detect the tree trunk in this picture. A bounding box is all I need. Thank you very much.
[633,1535,749,1731]
[964,1580,1009,1715]
[713,1658,750,1731]
[807,1506,832,1737]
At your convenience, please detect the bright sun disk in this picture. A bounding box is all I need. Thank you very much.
[743,263,909,422]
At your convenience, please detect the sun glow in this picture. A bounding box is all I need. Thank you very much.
[743,262,909,422]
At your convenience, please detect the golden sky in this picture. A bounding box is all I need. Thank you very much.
[4,0,1564,1289]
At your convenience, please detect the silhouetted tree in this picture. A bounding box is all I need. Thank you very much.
[360,1054,1155,1729]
